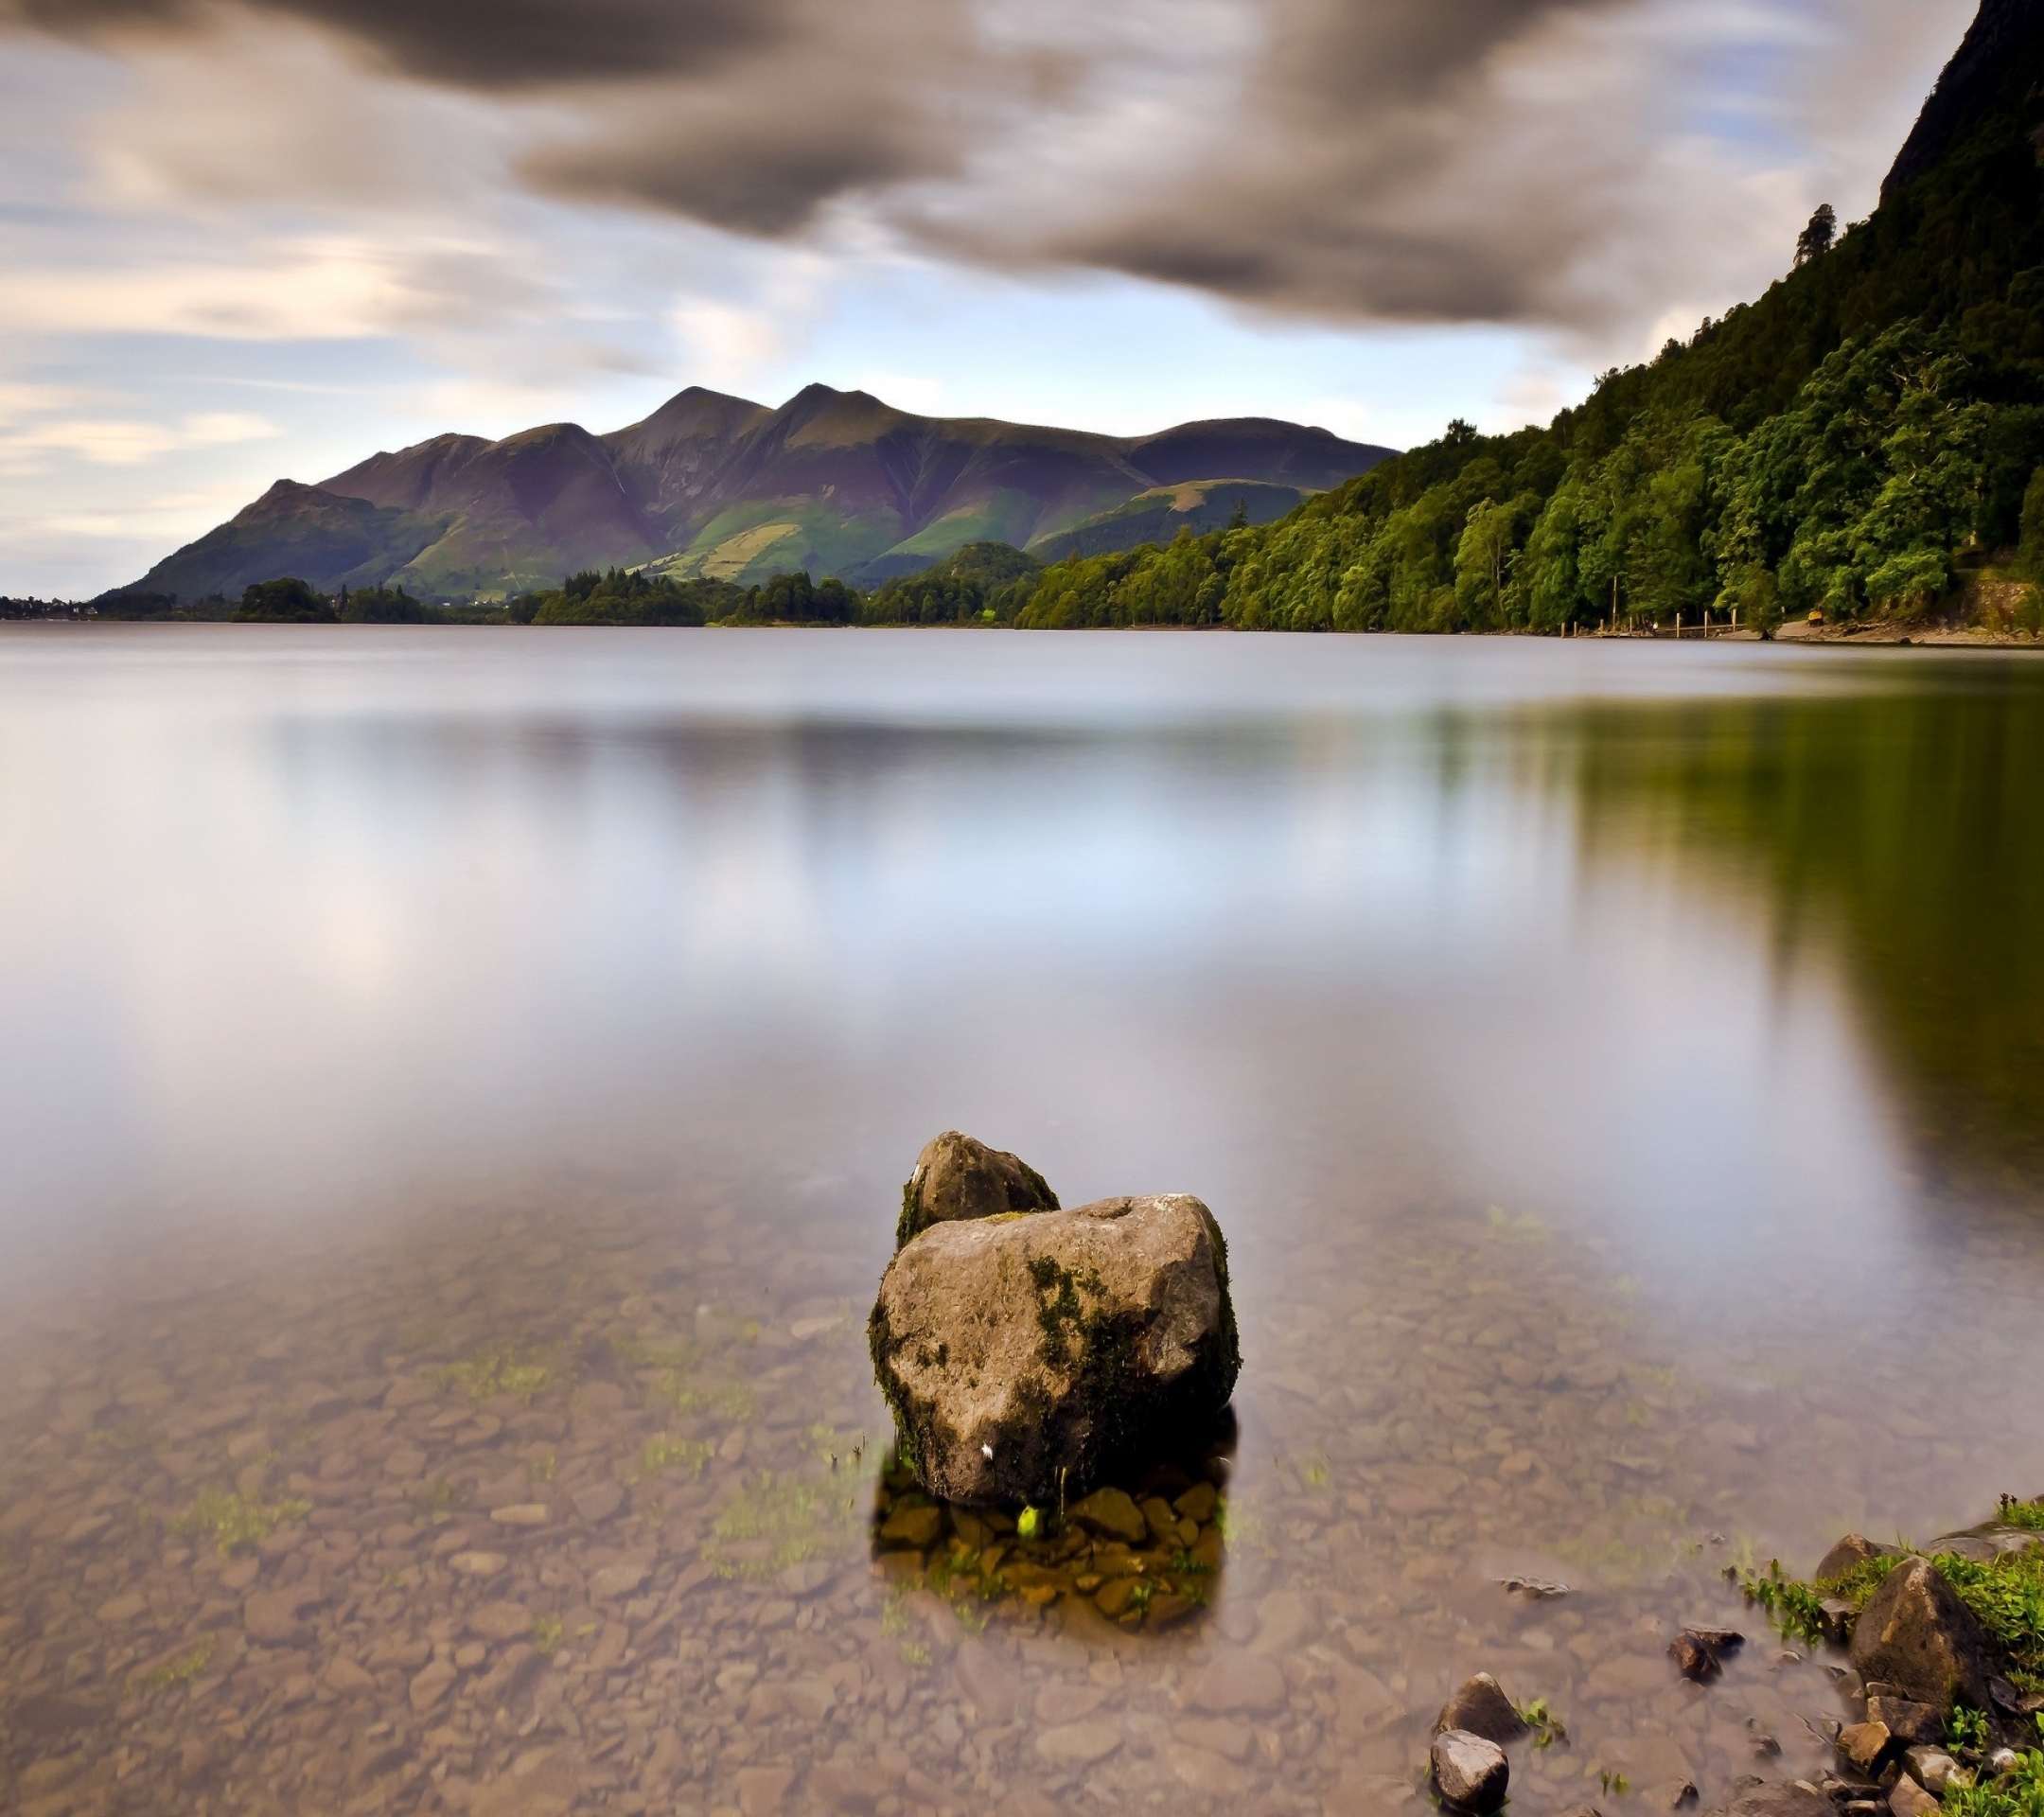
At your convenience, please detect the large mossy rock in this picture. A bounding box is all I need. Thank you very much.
[870,1193,1240,1506]
[1847,1556,1992,1714]
[895,1131,1059,1249]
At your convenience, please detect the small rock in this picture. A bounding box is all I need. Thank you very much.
[1070,1488,1148,1544]
[588,1561,647,1599]
[896,1130,1060,1247]
[1888,1779,1938,1817]
[571,1482,623,1525]
[1184,1649,1288,1717]
[244,1586,320,1644]
[1723,1784,1834,1817]
[1848,1558,1991,1714]
[877,1503,943,1548]
[322,1656,376,1696]
[490,1505,551,1527]
[1432,1729,1509,1812]
[410,1658,457,1713]
[1669,1633,1721,1682]
[732,1764,796,1817]
[1434,1673,1529,1746]
[467,1600,533,1643]
[449,1551,510,1579]
[1643,1781,1699,1811]
[1902,1750,1958,1793]
[1865,1699,1939,1747]
[1840,1722,1893,1772]
[1035,1721,1122,1766]
[776,1560,832,1596]
[1818,1537,1897,1583]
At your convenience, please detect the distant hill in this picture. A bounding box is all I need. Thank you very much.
[110,387,1392,603]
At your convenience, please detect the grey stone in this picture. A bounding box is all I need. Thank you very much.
[1847,1558,1991,1714]
[1431,1729,1508,1812]
[870,1193,1239,1504]
[1721,1783,1834,1817]
[1433,1673,1529,1746]
[895,1131,1058,1248]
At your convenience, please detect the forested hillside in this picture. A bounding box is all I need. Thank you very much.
[1004,0,2044,634]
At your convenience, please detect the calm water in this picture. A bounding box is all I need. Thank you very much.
[2,626,2042,1817]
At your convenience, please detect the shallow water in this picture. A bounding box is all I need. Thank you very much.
[2,626,2042,1817]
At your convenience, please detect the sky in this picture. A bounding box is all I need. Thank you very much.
[0,0,1980,597]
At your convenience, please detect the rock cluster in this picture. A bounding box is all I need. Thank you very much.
[871,1139,1239,1506]
[870,1466,1228,1632]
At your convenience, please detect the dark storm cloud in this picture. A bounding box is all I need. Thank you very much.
[0,0,1949,329]
[2,0,773,85]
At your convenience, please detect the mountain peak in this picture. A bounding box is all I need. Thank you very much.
[1883,0,2041,199]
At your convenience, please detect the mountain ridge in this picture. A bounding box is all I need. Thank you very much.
[113,385,1392,603]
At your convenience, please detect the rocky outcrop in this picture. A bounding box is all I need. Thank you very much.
[1434,1674,1528,1747]
[870,1192,1239,1506]
[895,1131,1059,1249]
[1847,1557,1992,1714]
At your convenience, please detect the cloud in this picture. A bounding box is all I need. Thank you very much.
[1,0,1979,339]
[0,408,275,468]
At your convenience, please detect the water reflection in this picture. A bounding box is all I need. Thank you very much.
[2,629,2043,1817]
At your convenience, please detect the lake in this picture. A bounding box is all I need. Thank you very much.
[2,626,2041,1817]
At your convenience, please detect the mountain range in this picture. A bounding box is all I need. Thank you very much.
[113,385,1392,603]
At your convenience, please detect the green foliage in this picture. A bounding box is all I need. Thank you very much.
[1935,1552,2044,1691]
[339,584,431,624]
[520,567,736,626]
[1942,1737,2044,1817]
[1745,1558,1835,1646]
[2002,1497,2044,1533]
[232,576,335,623]
[742,570,856,625]
[864,544,1041,625]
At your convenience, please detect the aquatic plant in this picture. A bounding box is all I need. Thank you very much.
[171,1490,311,1556]
[414,1477,466,1521]
[436,1343,553,1402]
[640,1433,714,1477]
[138,1633,216,1691]
[530,1614,564,1653]
[702,1471,856,1580]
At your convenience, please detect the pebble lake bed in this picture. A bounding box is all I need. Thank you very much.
[4,629,2044,1817]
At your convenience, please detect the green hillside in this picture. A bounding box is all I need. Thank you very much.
[1027,480,1309,564]
[103,387,1390,606]
[1006,0,2044,635]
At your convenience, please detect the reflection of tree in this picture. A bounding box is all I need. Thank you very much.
[1568,674,2044,1187]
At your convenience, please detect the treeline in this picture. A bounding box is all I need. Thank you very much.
[504,567,855,626]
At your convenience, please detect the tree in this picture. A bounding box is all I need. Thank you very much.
[232,577,334,623]
[1794,203,1837,267]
